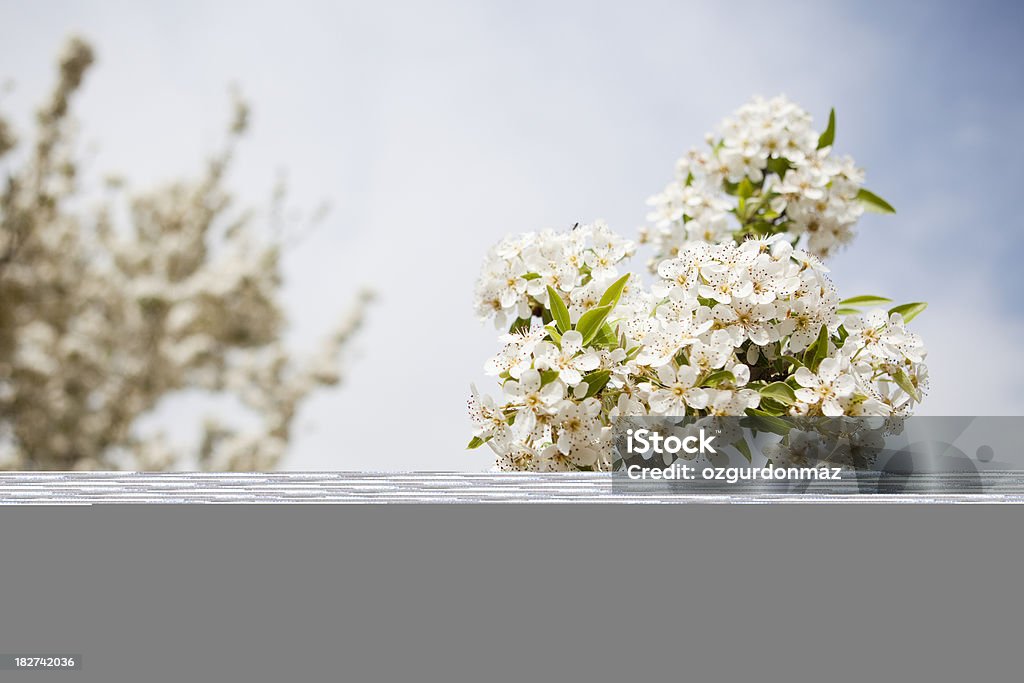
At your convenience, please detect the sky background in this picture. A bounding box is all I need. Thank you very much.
[2,0,1022,470]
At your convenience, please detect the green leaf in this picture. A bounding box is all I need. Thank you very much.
[737,177,755,200]
[856,188,896,214]
[781,355,805,370]
[802,326,825,372]
[817,108,836,149]
[590,323,619,349]
[813,326,831,372]
[598,274,631,308]
[892,367,922,402]
[760,382,797,405]
[581,370,611,398]
[521,272,542,281]
[758,397,789,416]
[467,436,491,450]
[836,307,861,316]
[508,317,532,334]
[732,437,753,463]
[801,324,830,372]
[746,220,775,237]
[702,370,736,387]
[546,286,571,333]
[545,323,562,344]
[839,295,893,307]
[576,305,614,346]
[539,370,560,386]
[889,302,927,323]
[743,409,793,437]
[765,156,793,179]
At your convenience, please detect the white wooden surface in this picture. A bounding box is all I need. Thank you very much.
[1,472,1023,503]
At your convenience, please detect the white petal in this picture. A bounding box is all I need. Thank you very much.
[748,328,770,346]
[676,364,699,387]
[520,368,541,392]
[569,447,598,467]
[795,388,818,404]
[540,381,564,403]
[573,382,589,399]
[648,391,672,414]
[833,374,856,396]
[794,367,818,388]
[684,388,709,410]
[503,381,524,399]
[514,409,537,434]
[817,357,841,382]
[822,398,844,417]
[533,342,557,364]
[561,330,583,355]
[576,351,600,372]
[561,368,582,386]
[557,431,572,455]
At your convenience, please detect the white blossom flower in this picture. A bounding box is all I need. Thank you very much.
[706,388,761,416]
[534,331,601,387]
[468,385,512,447]
[646,364,709,415]
[636,315,713,367]
[688,332,734,373]
[794,358,856,416]
[713,299,777,346]
[503,369,564,431]
[550,398,604,467]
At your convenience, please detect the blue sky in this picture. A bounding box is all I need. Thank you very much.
[1,0,1022,469]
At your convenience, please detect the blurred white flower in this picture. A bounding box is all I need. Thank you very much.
[0,38,369,471]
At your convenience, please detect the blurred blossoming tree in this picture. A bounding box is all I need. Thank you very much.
[0,37,370,470]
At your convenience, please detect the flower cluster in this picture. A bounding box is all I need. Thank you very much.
[473,221,637,330]
[471,232,927,471]
[644,95,892,264]
[470,98,926,472]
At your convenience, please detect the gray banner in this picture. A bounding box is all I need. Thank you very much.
[612,416,1024,496]
[0,655,81,670]
[1,506,1022,682]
